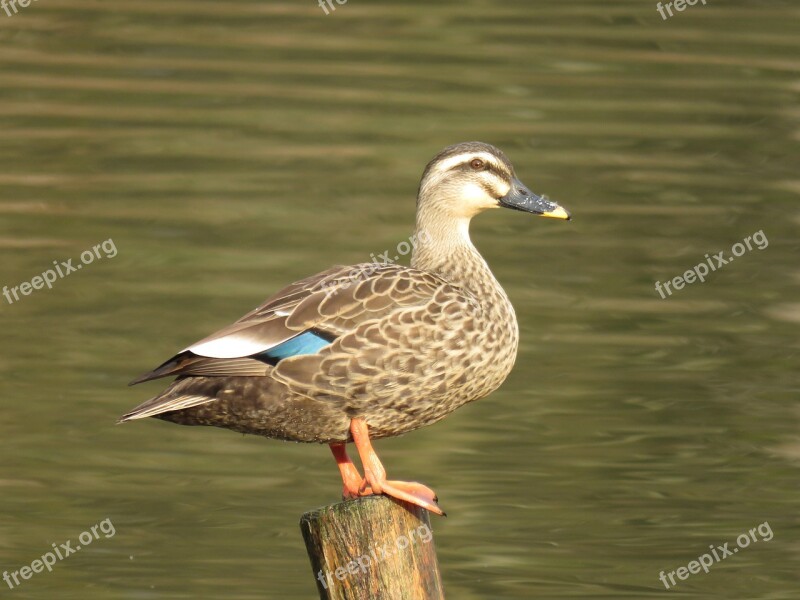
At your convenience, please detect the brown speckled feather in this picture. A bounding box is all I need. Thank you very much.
[120,258,515,442]
[121,141,569,444]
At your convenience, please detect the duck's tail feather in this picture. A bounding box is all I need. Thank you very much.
[118,390,216,423]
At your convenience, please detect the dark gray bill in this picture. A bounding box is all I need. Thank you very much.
[499,177,571,220]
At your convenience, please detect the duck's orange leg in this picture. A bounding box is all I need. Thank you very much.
[330,443,372,498]
[349,418,444,516]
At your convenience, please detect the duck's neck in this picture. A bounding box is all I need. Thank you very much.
[410,206,506,303]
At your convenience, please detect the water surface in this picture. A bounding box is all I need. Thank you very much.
[1,1,798,598]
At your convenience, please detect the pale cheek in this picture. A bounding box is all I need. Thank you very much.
[459,182,498,213]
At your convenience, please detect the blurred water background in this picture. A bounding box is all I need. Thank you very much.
[0,1,798,598]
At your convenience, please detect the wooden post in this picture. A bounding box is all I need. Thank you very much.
[300,496,445,600]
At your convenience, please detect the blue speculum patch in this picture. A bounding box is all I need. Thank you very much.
[255,331,332,362]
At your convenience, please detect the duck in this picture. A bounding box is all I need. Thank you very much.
[120,142,570,516]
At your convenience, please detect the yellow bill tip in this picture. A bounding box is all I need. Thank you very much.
[540,205,571,220]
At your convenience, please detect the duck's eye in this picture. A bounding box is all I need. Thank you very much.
[469,158,485,170]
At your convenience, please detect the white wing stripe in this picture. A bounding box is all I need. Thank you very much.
[188,335,269,358]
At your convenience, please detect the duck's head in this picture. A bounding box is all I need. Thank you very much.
[417,141,570,221]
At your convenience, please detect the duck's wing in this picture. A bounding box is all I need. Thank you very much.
[128,263,451,386]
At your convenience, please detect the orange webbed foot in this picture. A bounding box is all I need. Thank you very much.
[350,418,445,516]
[330,423,445,515]
[378,479,443,516]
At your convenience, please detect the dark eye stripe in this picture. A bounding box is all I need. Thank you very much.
[467,159,511,181]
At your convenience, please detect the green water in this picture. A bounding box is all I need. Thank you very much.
[1,1,798,598]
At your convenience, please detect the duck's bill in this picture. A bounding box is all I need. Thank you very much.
[499,178,571,220]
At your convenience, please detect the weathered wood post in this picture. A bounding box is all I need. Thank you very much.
[300,496,445,600]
